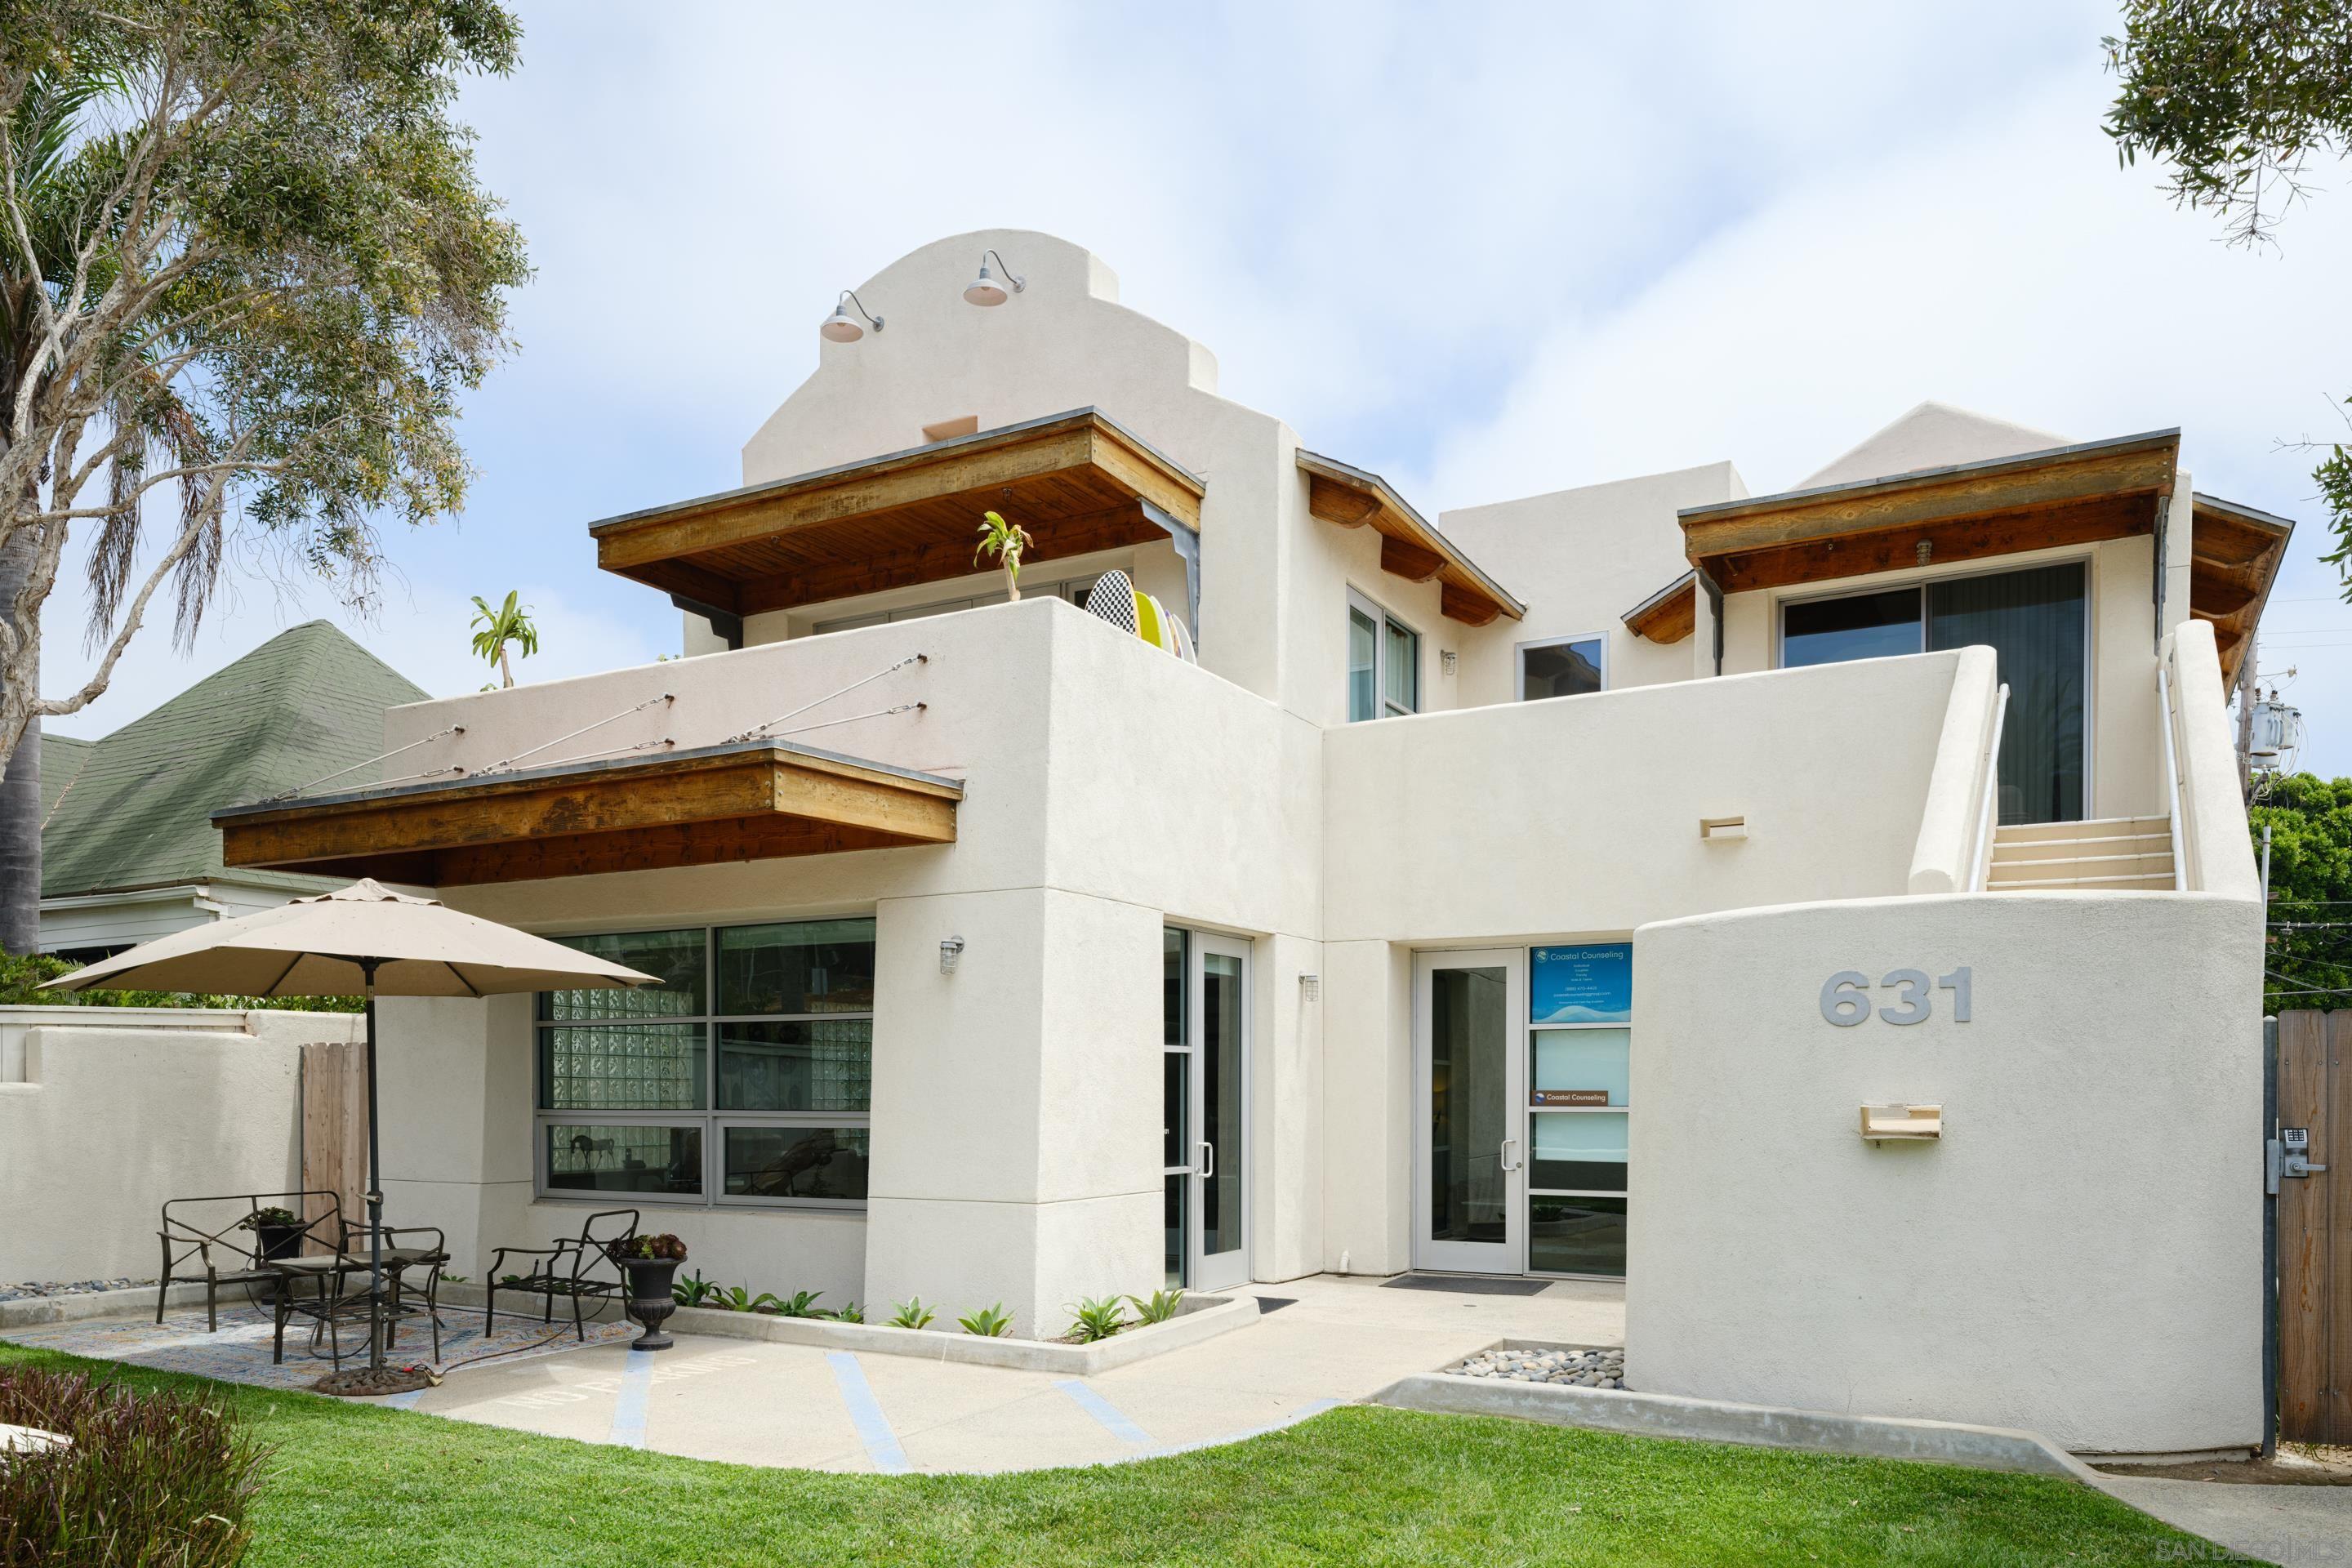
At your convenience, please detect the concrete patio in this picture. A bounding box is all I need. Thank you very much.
[2,1272,1624,1475]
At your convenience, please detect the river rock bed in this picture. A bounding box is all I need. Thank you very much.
[0,1279,150,1303]
[1445,1344,1626,1388]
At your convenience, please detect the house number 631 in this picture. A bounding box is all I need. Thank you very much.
[1820,968,1972,1027]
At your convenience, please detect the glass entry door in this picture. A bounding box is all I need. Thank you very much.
[1414,951,1523,1273]
[1163,929,1249,1290]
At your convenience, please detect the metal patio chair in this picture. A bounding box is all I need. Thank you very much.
[483,1208,639,1341]
[155,1191,344,1330]
[267,1222,450,1370]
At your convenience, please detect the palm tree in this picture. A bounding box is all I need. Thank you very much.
[470,591,539,689]
[974,510,1037,602]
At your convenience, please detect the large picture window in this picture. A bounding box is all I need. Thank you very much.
[535,919,875,1209]
[1779,561,2087,825]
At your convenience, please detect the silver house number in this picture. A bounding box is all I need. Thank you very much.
[1820,967,1971,1027]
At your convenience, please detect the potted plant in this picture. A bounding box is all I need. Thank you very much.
[973,510,1036,601]
[240,1206,305,1261]
[606,1233,688,1350]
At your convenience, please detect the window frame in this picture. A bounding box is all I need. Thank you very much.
[1514,632,1610,702]
[1771,554,2098,818]
[1348,587,1422,722]
[532,920,876,1214]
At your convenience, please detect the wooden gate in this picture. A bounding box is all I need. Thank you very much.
[300,1040,368,1252]
[2278,1009,2349,1444]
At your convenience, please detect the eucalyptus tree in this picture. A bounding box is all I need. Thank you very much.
[0,2,529,951]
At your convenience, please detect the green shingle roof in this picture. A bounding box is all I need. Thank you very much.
[41,621,430,898]
[38,731,93,825]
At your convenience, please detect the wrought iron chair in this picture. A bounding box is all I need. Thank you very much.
[155,1191,343,1330]
[484,1209,639,1341]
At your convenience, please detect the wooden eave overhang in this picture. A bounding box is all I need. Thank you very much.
[212,738,961,889]
[590,408,1206,621]
[1622,569,1699,644]
[2189,491,2294,687]
[1296,452,1526,626]
[1677,429,2184,596]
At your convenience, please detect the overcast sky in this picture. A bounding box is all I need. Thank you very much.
[36,0,2352,774]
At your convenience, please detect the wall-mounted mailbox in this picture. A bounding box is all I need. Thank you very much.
[1860,1102,1941,1142]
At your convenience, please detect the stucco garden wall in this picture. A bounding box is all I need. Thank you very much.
[0,1008,363,1282]
[1628,890,2263,1454]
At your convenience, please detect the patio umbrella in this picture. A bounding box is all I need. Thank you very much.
[42,878,657,1395]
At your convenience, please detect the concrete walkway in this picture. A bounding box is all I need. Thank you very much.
[404,1272,1625,1473]
[2094,1474,2352,1568]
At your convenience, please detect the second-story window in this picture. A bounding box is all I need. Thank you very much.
[1348,590,1420,721]
[1519,635,1606,701]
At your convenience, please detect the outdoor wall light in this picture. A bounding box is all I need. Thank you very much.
[1298,973,1320,1002]
[962,250,1026,307]
[821,290,884,343]
[1440,650,1459,676]
[939,936,966,975]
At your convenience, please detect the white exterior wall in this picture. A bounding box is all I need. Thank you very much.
[1441,462,1748,706]
[1628,892,2262,1454]
[1719,534,2172,822]
[0,1008,363,1281]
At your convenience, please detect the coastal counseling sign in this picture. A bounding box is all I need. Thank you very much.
[1530,942,1632,1025]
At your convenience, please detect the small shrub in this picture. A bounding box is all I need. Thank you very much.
[671,1270,726,1308]
[958,1303,1013,1337]
[774,1290,824,1318]
[888,1297,934,1330]
[0,1365,266,1567]
[720,1285,779,1314]
[1067,1295,1129,1343]
[1128,1288,1184,1325]
[238,1207,298,1232]
[833,1301,865,1324]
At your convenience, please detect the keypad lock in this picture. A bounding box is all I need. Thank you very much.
[2280,1127,2328,1181]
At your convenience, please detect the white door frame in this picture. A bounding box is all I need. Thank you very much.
[1411,948,1526,1274]
[1188,932,1251,1291]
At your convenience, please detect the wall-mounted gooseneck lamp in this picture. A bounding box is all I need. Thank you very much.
[821,290,884,343]
[962,250,1026,307]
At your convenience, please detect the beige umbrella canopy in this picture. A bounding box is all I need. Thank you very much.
[43,879,656,1395]
[44,878,653,998]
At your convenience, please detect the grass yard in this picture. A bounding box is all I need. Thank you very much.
[0,1343,2248,1566]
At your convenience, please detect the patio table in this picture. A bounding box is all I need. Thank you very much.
[264,1241,448,1370]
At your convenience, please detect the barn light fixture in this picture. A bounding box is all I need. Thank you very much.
[821,290,884,343]
[963,250,1026,307]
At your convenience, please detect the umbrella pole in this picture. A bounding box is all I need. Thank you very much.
[363,960,384,1372]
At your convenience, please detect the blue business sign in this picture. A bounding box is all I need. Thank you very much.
[1530,942,1632,1025]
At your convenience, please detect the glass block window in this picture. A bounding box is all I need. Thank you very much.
[534,918,876,1209]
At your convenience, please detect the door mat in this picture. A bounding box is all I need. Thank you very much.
[1379,1274,1552,1297]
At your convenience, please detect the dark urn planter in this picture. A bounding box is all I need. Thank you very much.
[252,1223,305,1262]
[619,1258,679,1351]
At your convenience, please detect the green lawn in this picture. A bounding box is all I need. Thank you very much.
[0,1343,2248,1566]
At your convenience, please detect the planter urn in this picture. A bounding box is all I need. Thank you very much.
[619,1258,679,1351]
[253,1223,305,1262]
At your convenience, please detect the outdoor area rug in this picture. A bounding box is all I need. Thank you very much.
[0,1301,635,1393]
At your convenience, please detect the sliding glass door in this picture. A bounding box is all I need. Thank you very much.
[1781,561,2087,823]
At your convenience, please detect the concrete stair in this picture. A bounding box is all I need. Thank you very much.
[1987,817,2176,891]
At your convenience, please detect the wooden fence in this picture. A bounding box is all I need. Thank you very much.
[2278,1010,2348,1444]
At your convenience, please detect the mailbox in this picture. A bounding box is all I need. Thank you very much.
[1860,1102,1941,1142]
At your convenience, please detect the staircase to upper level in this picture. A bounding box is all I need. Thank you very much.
[1985,816,2178,892]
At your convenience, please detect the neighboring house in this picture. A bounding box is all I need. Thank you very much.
[211,232,2282,1458]
[40,621,429,959]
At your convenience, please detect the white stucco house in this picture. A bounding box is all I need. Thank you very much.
[209,230,2286,1457]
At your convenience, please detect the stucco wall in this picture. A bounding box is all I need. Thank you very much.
[1322,652,1962,945]
[0,1008,362,1281]
[1628,891,2263,1454]
[1717,536,2170,823]
[1441,462,1747,706]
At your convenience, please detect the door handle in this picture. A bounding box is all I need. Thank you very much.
[1198,1139,1214,1179]
[1499,1138,1521,1174]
